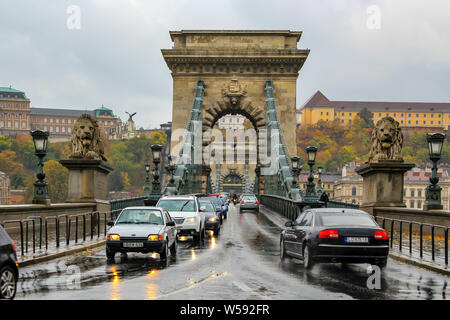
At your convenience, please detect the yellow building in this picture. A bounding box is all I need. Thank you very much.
[299,91,450,130]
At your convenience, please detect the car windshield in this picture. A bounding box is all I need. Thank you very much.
[242,196,256,201]
[116,209,164,225]
[200,202,215,212]
[203,197,219,206]
[158,200,196,212]
[318,214,377,227]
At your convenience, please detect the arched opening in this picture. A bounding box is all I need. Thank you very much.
[222,172,244,194]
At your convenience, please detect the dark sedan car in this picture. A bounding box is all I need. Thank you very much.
[280,208,389,269]
[199,200,221,236]
[0,225,19,299]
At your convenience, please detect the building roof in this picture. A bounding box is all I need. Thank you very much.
[0,87,27,99]
[30,108,95,117]
[300,91,450,113]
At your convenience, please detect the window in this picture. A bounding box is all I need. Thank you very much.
[62,119,65,123]
[410,189,415,197]
[7,121,11,128]
[50,126,53,132]
[22,121,26,128]
[0,121,3,127]
[410,200,414,208]
[418,189,422,197]
[44,118,48,123]
[14,121,19,128]
[55,127,59,133]
[50,118,53,123]
[320,112,323,116]
[68,119,71,124]
[352,186,357,196]
[417,201,422,208]
[56,119,59,123]
[44,125,48,130]
[299,212,313,227]
[68,127,71,133]
[22,114,26,119]
[401,114,404,117]
[62,126,65,133]
[15,114,18,119]
[409,114,411,117]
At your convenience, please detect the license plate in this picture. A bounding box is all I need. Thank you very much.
[345,237,369,243]
[123,242,144,248]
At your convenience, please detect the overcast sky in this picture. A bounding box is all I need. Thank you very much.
[1,0,449,129]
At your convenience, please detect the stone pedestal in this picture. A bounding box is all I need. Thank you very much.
[59,160,113,203]
[356,161,414,209]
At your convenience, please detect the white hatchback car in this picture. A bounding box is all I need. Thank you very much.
[157,195,206,242]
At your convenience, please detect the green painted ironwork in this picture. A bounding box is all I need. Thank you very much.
[262,80,303,201]
[164,80,206,196]
[110,196,147,211]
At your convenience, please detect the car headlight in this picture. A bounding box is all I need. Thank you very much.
[186,217,196,223]
[148,234,163,241]
[208,217,216,222]
[107,234,120,241]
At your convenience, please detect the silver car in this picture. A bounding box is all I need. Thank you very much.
[239,194,259,213]
[106,207,177,261]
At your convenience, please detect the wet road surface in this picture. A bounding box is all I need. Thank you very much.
[16,204,449,300]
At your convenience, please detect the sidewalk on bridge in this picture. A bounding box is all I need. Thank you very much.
[17,238,106,267]
[260,205,450,277]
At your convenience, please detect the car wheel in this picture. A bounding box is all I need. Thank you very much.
[280,240,287,262]
[106,248,115,261]
[160,241,169,260]
[170,239,177,260]
[303,245,315,269]
[375,259,387,270]
[0,266,17,300]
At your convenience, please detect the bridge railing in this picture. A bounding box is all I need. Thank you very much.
[260,194,360,222]
[0,209,121,260]
[374,216,449,267]
[109,196,147,211]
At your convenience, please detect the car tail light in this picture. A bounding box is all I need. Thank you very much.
[241,200,245,204]
[255,200,259,205]
[319,229,339,239]
[374,230,389,240]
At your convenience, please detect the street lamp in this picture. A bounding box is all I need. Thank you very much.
[316,165,324,196]
[305,146,318,202]
[147,144,163,204]
[165,155,177,188]
[30,130,50,205]
[143,163,151,197]
[424,133,446,210]
[291,156,301,187]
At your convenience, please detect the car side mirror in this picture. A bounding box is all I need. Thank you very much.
[107,221,115,227]
[166,221,176,227]
[200,206,206,212]
[285,221,294,227]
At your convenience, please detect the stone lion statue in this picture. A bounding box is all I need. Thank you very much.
[70,114,107,161]
[368,116,403,163]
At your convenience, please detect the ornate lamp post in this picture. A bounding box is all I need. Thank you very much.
[316,166,325,196]
[291,156,301,187]
[147,144,163,204]
[424,133,446,210]
[165,155,177,189]
[305,146,318,202]
[143,163,151,197]
[30,130,50,205]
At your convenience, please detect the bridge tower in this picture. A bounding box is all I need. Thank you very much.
[162,30,309,194]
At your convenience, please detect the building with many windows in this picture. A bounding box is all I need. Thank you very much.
[30,106,123,141]
[0,87,31,135]
[332,162,450,210]
[298,91,450,131]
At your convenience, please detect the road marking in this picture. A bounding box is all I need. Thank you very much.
[231,279,271,300]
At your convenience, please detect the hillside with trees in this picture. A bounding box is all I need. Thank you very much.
[296,111,449,172]
[0,131,167,203]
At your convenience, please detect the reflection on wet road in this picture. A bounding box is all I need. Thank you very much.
[16,204,449,300]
